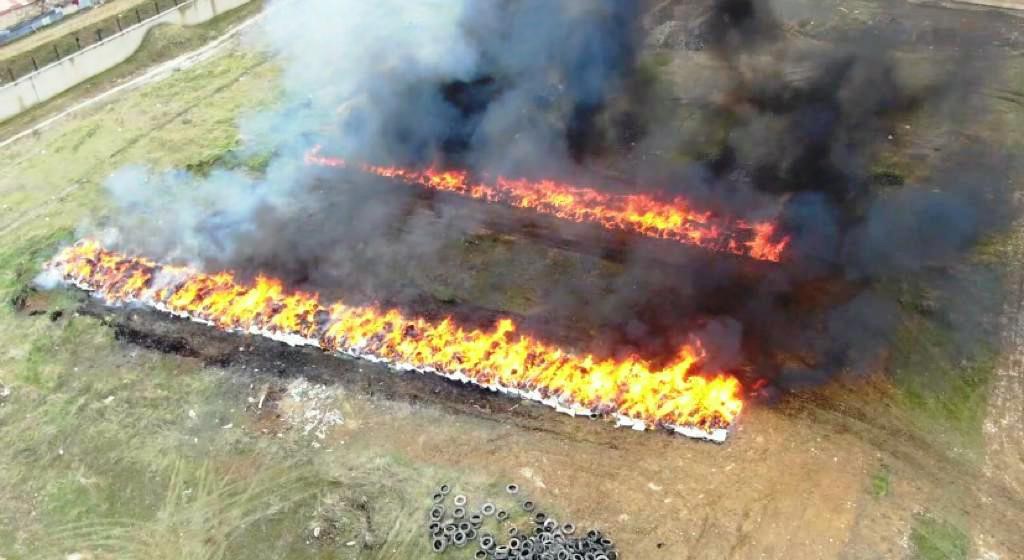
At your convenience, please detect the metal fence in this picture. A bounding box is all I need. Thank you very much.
[1,0,190,86]
[0,9,65,49]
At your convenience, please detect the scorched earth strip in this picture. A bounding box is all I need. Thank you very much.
[47,240,744,442]
[305,147,790,263]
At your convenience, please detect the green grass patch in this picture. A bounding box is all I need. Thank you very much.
[869,168,906,187]
[878,256,1003,454]
[235,149,274,175]
[645,50,674,68]
[971,231,1017,267]
[0,227,73,301]
[889,312,996,451]
[185,147,276,177]
[0,307,324,558]
[910,513,969,560]
[869,464,891,498]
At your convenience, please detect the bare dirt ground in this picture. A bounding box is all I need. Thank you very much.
[51,298,952,559]
[939,1,1024,12]
[0,1,1022,559]
[977,225,1024,559]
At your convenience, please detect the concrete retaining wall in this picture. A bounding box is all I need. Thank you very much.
[0,0,251,122]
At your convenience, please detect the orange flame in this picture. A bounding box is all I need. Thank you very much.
[305,146,789,262]
[49,240,744,440]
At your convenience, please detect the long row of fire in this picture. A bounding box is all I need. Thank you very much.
[305,147,789,263]
[49,240,744,442]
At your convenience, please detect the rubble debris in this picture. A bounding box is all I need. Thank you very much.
[279,378,345,442]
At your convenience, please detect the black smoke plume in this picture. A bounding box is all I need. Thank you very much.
[91,0,1015,393]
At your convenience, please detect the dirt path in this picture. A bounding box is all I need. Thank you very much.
[987,244,1024,497]
[952,0,1024,9]
[908,0,1024,15]
[975,228,1024,558]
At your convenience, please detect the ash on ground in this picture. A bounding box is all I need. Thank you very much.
[247,378,344,445]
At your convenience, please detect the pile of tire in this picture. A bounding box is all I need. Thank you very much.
[426,482,619,560]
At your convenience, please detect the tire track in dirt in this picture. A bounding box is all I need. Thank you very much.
[976,227,1024,559]
[984,238,1024,495]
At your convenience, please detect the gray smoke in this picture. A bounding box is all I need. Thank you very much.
[102,0,645,265]
[92,0,1015,392]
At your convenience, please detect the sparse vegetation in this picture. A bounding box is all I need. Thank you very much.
[647,50,674,68]
[889,299,998,453]
[870,169,906,187]
[0,228,73,301]
[1,1,1023,558]
[910,513,969,560]
[185,148,277,177]
[869,464,891,498]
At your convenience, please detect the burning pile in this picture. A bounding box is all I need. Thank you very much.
[305,147,789,262]
[48,240,744,442]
